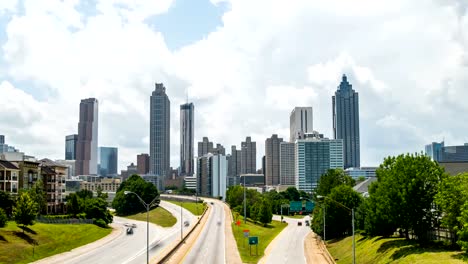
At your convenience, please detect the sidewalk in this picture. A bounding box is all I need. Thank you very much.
[304,232,335,264]
[223,203,242,264]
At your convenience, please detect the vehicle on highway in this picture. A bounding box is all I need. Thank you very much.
[210,202,214,205]
[184,221,190,227]
[305,220,310,226]
[297,221,302,226]
[126,227,133,235]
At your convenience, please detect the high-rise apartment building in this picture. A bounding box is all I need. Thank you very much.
[76,98,98,176]
[213,144,225,155]
[196,153,227,200]
[280,142,295,186]
[290,107,313,142]
[241,137,256,174]
[137,153,150,175]
[296,136,344,192]
[265,134,283,186]
[65,134,78,160]
[333,74,360,168]
[198,137,214,157]
[150,83,170,177]
[98,147,118,177]
[180,103,194,176]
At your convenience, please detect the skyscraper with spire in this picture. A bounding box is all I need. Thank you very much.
[150,83,170,177]
[332,74,360,168]
[76,98,98,175]
[180,102,194,176]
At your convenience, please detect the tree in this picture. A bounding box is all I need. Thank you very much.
[76,189,94,199]
[365,153,446,241]
[258,198,273,226]
[0,208,7,228]
[84,197,113,225]
[29,179,46,215]
[112,175,160,215]
[0,190,14,217]
[13,192,37,230]
[282,187,300,201]
[316,169,355,197]
[67,193,82,217]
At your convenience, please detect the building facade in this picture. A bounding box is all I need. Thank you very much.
[98,147,118,177]
[40,159,66,214]
[332,74,360,169]
[0,160,19,194]
[425,141,444,162]
[296,137,344,192]
[150,83,171,178]
[196,154,227,200]
[65,134,78,160]
[198,137,214,157]
[180,103,194,176]
[279,142,295,186]
[137,153,150,175]
[440,144,468,162]
[345,167,377,179]
[265,134,283,186]
[241,137,256,174]
[290,107,313,142]
[76,98,99,175]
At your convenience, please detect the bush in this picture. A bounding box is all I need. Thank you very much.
[0,208,7,228]
[94,218,108,228]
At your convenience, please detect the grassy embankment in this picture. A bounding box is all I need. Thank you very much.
[0,221,111,264]
[327,234,468,264]
[166,200,206,216]
[231,219,287,263]
[125,206,177,227]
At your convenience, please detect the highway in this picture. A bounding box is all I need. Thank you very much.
[39,200,196,264]
[182,199,226,264]
[262,215,311,264]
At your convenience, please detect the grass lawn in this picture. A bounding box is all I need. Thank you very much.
[0,221,111,264]
[125,206,177,227]
[231,219,287,263]
[327,234,468,264]
[166,200,206,216]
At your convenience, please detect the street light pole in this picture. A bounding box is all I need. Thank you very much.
[323,205,326,242]
[124,191,159,264]
[243,176,246,224]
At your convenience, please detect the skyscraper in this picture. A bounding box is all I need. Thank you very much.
[198,137,214,157]
[333,74,360,168]
[150,83,171,177]
[425,141,444,162]
[137,153,150,175]
[196,153,227,200]
[98,147,118,177]
[280,142,295,185]
[180,103,194,176]
[265,134,283,186]
[241,137,256,174]
[290,107,313,142]
[76,98,98,176]
[65,134,78,160]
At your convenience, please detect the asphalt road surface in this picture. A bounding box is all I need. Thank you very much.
[262,215,312,264]
[182,199,226,264]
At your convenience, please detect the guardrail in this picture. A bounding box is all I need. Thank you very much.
[36,216,93,224]
[156,203,210,264]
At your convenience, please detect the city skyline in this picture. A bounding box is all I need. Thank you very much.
[1,1,467,171]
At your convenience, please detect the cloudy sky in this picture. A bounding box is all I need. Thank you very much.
[0,0,467,171]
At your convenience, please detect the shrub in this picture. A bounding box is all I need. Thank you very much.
[0,208,7,228]
[94,218,107,228]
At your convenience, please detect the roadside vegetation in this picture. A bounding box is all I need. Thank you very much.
[125,207,176,227]
[231,219,287,263]
[166,200,206,216]
[0,221,111,264]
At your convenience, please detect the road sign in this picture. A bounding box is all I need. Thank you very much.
[249,236,258,245]
[290,201,302,212]
[243,229,250,237]
[236,220,241,226]
[305,201,315,212]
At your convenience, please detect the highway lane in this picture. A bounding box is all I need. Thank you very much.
[262,215,311,264]
[56,200,196,264]
[182,199,226,264]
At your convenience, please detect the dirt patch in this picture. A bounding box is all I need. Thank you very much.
[304,232,335,264]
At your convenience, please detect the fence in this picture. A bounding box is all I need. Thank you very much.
[36,216,93,224]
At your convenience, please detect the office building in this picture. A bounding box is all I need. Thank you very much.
[0,135,19,154]
[65,134,78,160]
[198,137,214,157]
[180,103,194,176]
[213,144,225,155]
[98,147,118,177]
[265,134,283,186]
[229,145,242,177]
[425,141,444,162]
[196,154,227,200]
[296,136,344,192]
[280,142,295,186]
[54,160,76,178]
[345,167,377,179]
[332,74,360,168]
[241,137,256,174]
[240,174,265,187]
[137,154,150,175]
[290,107,313,142]
[76,98,99,175]
[150,83,170,177]
[440,144,468,162]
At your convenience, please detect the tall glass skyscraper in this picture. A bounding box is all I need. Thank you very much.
[65,134,78,160]
[76,98,98,175]
[425,141,444,162]
[180,103,194,176]
[333,74,360,168]
[150,83,170,177]
[99,147,118,177]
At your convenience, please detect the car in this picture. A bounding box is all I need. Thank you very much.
[184,221,190,227]
[297,221,302,226]
[126,227,133,235]
[131,223,137,228]
[210,202,214,205]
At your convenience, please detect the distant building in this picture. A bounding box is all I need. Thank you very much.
[65,134,78,160]
[229,145,242,177]
[198,137,214,157]
[76,98,99,175]
[184,175,197,190]
[0,135,19,154]
[240,174,265,187]
[439,162,468,176]
[296,136,344,192]
[150,83,170,178]
[345,167,377,179]
[142,174,163,191]
[280,142,295,186]
[241,137,256,174]
[137,154,150,175]
[333,74,360,168]
[54,160,76,178]
[425,141,444,162]
[121,163,138,181]
[265,134,283,186]
[290,107,313,143]
[197,154,227,200]
[40,159,67,214]
[440,144,468,162]
[98,147,118,177]
[80,177,121,193]
[180,103,194,176]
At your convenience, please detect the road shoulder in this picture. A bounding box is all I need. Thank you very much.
[304,232,335,264]
[223,203,242,264]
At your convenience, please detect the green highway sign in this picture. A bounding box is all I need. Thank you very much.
[249,236,258,245]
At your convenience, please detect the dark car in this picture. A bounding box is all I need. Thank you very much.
[126,227,133,235]
[297,221,302,226]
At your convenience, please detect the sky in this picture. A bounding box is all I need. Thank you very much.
[1,0,468,171]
